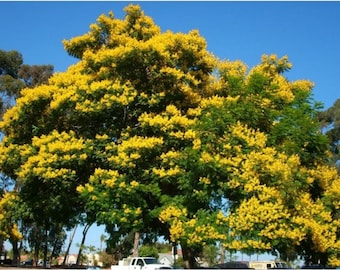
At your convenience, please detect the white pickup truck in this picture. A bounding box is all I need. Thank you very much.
[111,257,172,270]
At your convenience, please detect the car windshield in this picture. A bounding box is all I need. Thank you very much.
[144,258,158,264]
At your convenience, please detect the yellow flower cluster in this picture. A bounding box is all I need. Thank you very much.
[93,168,120,188]
[139,106,196,133]
[216,210,228,225]
[159,205,187,223]
[16,130,88,180]
[329,257,340,268]
[308,164,339,190]
[35,131,87,154]
[291,80,314,93]
[230,121,267,148]
[246,239,271,250]
[0,193,22,241]
[199,177,211,185]
[0,105,20,130]
[160,150,181,164]
[200,151,214,163]
[152,166,181,178]
[291,192,339,252]
[105,203,144,228]
[259,221,304,243]
[218,60,248,78]
[200,95,240,110]
[244,54,300,104]
[108,136,163,167]
[124,4,161,36]
[228,196,289,231]
[225,190,309,249]
[325,177,340,209]
[225,239,271,251]
[187,223,226,245]
[0,82,59,129]
[159,206,227,244]
[271,75,295,103]
[36,167,75,180]
[238,148,300,184]
[169,219,186,242]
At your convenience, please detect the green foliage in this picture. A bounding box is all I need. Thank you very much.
[0,50,23,77]
[139,245,159,258]
[202,244,219,267]
[155,242,172,253]
[0,49,54,116]
[318,98,340,169]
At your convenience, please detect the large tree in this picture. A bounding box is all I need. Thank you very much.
[0,4,339,268]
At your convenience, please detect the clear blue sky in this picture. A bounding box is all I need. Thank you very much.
[1,1,340,255]
[1,1,340,109]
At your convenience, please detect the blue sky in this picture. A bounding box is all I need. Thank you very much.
[1,1,340,109]
[1,1,340,255]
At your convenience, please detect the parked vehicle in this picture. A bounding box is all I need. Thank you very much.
[111,257,172,270]
[248,261,288,270]
[87,267,102,270]
[214,261,253,269]
[37,259,51,267]
[21,259,33,266]
[214,261,288,270]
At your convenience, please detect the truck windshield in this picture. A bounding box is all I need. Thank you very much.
[144,258,158,264]
[275,262,288,268]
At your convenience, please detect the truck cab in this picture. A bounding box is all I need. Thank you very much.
[111,256,172,270]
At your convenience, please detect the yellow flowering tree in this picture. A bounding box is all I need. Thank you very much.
[0,4,216,264]
[0,4,339,268]
[154,56,339,266]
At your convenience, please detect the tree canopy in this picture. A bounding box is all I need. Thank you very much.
[0,4,339,268]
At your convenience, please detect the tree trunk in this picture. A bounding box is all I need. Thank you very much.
[181,243,198,269]
[10,240,20,266]
[132,231,140,257]
[76,224,92,265]
[43,228,49,267]
[63,225,78,265]
[219,245,225,264]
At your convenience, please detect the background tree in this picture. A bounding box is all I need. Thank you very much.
[0,4,339,269]
[100,233,106,252]
[202,244,219,267]
[0,49,53,117]
[138,245,159,258]
[317,99,340,170]
[106,231,135,263]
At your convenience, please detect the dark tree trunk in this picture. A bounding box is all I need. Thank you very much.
[11,240,20,266]
[43,228,49,267]
[76,224,92,265]
[181,243,199,269]
[63,225,77,265]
